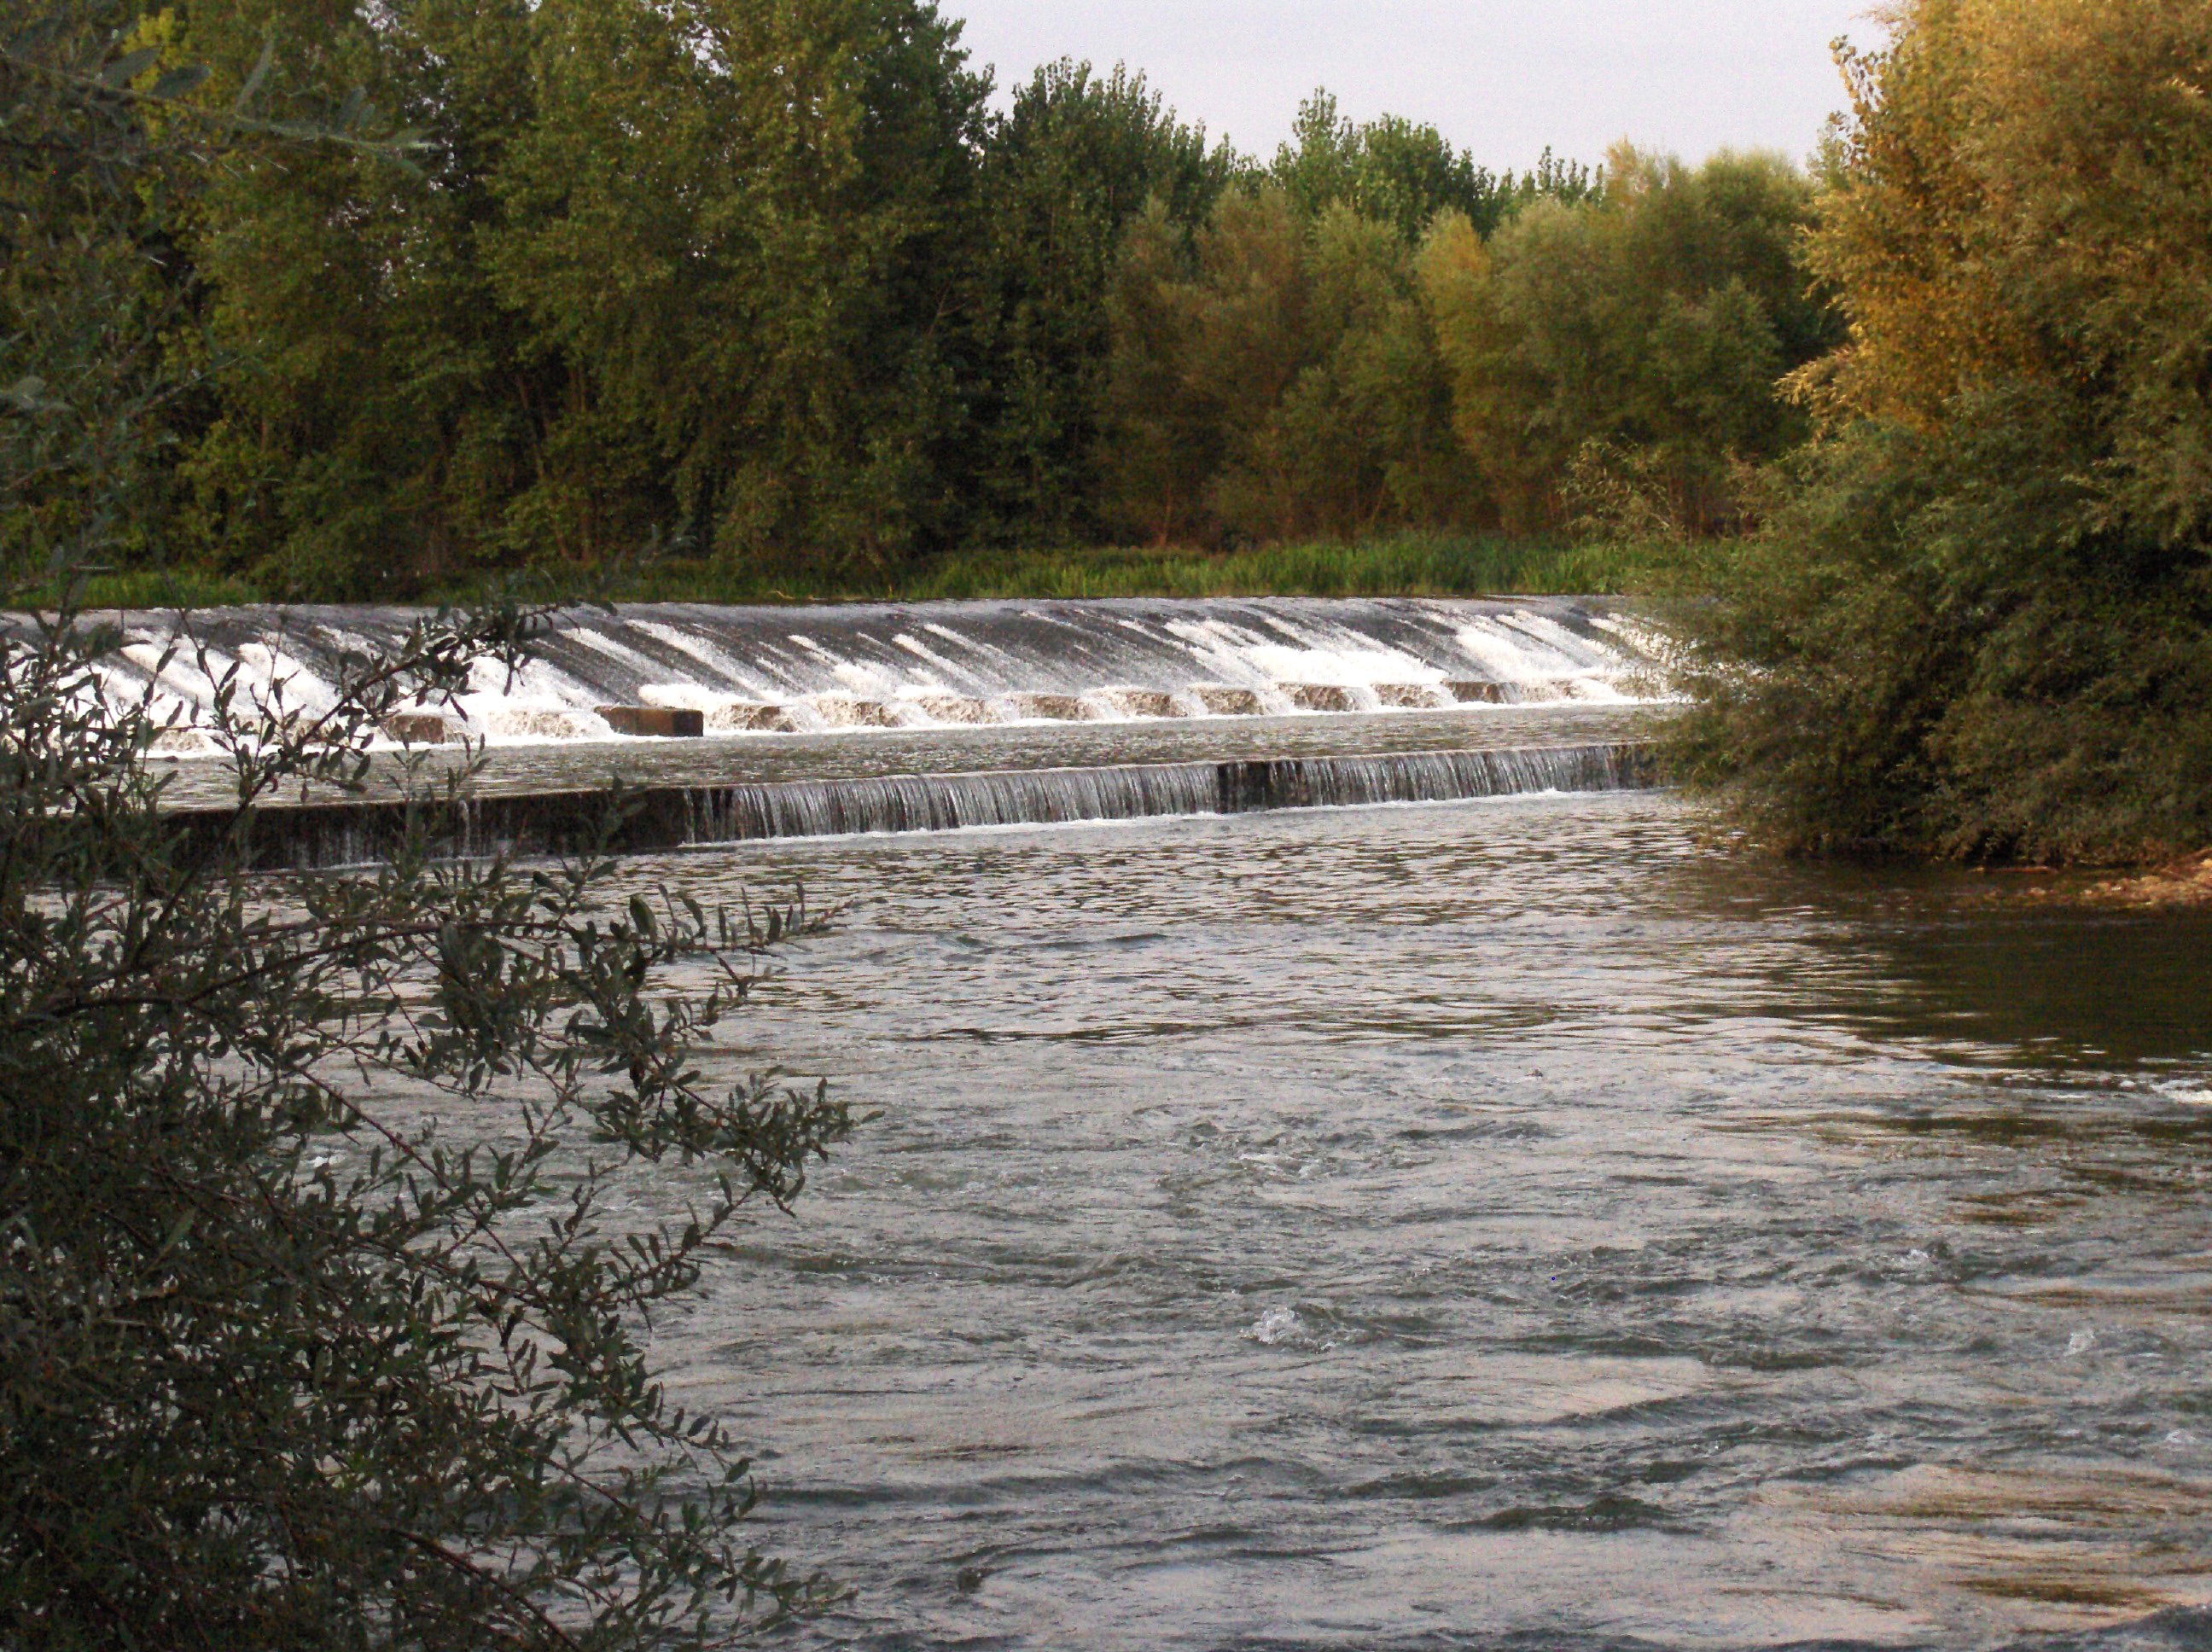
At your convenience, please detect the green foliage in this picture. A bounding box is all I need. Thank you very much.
[742,529,1633,600]
[173,0,543,596]
[582,531,1639,602]
[1101,187,1475,545]
[1097,117,1821,553]
[1420,147,1836,534]
[1672,0,2212,863]
[2,3,187,580]
[960,60,1232,545]
[3,20,848,1643]
[893,531,1643,601]
[498,0,987,571]
[172,0,989,590]
[32,530,1649,607]
[1,0,424,589]
[11,0,1826,596]
[1268,90,1595,241]
[1072,90,1569,550]
[1,590,849,1648]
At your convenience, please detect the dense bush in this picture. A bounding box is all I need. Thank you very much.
[0,594,849,1649]
[1671,0,2212,863]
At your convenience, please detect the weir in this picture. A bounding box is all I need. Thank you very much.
[77,596,1662,746]
[184,742,1658,870]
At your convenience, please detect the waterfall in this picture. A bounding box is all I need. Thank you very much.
[189,743,1659,870]
[687,744,1652,841]
[69,596,1666,748]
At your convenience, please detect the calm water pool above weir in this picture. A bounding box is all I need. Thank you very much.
[602,791,2212,1652]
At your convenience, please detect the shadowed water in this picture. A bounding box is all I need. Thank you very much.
[601,792,2212,1651]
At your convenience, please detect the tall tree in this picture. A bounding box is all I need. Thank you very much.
[1674,0,2212,860]
[1269,90,1592,241]
[1421,147,1832,533]
[174,0,987,590]
[490,0,987,573]
[962,59,1231,544]
[1101,186,1473,544]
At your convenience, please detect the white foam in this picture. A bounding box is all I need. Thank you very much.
[89,598,1662,747]
[1248,1306,1305,1346]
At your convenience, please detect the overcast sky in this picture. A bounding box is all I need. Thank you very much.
[946,1,1886,173]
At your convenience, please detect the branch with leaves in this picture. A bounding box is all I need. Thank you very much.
[2,584,851,1648]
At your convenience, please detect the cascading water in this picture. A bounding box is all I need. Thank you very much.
[73,596,1664,749]
[192,743,1657,870]
[694,744,1653,841]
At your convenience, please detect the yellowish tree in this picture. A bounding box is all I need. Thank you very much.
[1674,0,2212,861]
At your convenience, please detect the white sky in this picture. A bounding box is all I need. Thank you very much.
[945,2,1888,173]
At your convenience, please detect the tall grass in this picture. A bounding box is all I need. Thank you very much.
[756,533,1651,602]
[32,532,1653,611]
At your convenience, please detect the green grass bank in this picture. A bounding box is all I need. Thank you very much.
[35,533,1650,612]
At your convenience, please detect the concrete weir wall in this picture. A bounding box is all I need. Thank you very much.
[181,742,1659,871]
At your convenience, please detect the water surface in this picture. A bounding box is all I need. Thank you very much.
[607,792,2212,1649]
[153,703,1644,809]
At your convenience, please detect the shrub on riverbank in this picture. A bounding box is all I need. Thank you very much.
[1668,0,2212,865]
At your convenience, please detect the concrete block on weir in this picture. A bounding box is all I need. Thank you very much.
[807,695,902,729]
[382,713,459,745]
[707,702,800,733]
[1190,686,1264,716]
[597,706,705,737]
[1087,689,1185,719]
[147,725,215,754]
[1373,683,1447,708]
[905,693,997,725]
[999,693,1091,722]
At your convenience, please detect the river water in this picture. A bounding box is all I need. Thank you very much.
[574,788,2212,1652]
[136,594,2202,1646]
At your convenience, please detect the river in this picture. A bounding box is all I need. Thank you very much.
[121,595,2211,1645]
[595,788,2212,1651]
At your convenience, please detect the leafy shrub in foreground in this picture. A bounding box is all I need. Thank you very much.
[4,20,848,1638]
[0,594,848,1648]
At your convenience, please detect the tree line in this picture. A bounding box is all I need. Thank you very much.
[3,0,1835,597]
[9,0,2201,864]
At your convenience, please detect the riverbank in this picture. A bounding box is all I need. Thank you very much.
[2069,850,2212,909]
[26,533,1652,612]
[1970,849,2212,910]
